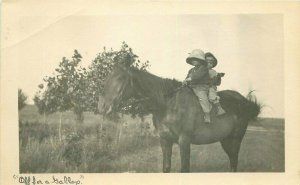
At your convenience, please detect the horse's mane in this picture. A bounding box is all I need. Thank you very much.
[128,67,182,107]
[130,67,181,88]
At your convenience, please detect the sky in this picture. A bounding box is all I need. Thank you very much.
[2,8,284,117]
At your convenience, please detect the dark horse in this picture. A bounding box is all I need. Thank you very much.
[99,65,261,172]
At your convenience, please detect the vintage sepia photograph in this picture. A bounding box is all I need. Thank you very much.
[1,1,300,185]
[16,14,285,173]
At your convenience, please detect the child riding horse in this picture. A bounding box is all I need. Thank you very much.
[183,49,225,123]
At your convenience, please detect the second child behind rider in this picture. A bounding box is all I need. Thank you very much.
[205,52,226,116]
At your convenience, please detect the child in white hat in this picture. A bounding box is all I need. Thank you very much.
[183,49,212,123]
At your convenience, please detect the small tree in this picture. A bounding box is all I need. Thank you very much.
[33,92,55,124]
[53,50,89,123]
[18,89,28,110]
[34,50,89,124]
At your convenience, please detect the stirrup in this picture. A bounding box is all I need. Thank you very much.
[204,116,211,124]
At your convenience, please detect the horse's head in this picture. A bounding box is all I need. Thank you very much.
[99,65,135,116]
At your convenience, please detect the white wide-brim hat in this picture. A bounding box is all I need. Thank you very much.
[186,49,206,66]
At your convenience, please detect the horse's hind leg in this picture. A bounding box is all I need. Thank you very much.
[220,137,243,172]
[160,138,173,173]
[178,134,191,173]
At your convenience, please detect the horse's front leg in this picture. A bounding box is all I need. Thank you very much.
[179,134,191,173]
[160,138,173,173]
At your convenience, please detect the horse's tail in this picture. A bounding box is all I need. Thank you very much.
[218,90,262,121]
[241,91,262,121]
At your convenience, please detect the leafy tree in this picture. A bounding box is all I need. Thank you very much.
[34,81,59,113]
[53,50,89,123]
[34,50,89,123]
[18,89,28,110]
[33,89,56,124]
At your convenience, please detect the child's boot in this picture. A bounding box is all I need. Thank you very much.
[216,103,226,116]
[204,112,211,124]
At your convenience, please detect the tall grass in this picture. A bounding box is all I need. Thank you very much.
[19,119,159,173]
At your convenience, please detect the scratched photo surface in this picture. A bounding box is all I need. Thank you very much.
[14,14,285,173]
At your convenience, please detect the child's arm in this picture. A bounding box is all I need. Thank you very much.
[190,66,209,81]
[185,69,192,80]
[183,66,209,85]
[183,69,192,85]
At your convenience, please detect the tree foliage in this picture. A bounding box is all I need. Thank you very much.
[18,89,28,110]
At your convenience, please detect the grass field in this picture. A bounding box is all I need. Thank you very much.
[19,105,284,173]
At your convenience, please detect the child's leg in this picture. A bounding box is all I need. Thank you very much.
[209,86,225,115]
[192,88,211,112]
[192,87,211,123]
[208,86,218,103]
